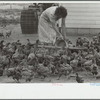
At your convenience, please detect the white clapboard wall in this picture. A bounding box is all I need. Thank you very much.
[60,3,100,28]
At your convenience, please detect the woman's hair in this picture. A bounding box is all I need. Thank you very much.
[55,6,67,18]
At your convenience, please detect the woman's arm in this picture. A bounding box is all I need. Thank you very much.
[61,18,66,40]
[51,18,66,39]
[51,23,63,38]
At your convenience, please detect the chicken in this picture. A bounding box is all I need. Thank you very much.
[92,67,98,76]
[16,40,21,45]
[0,40,4,51]
[91,64,98,76]
[48,62,55,74]
[6,30,12,38]
[70,59,78,72]
[6,68,14,77]
[76,37,83,47]
[96,73,100,79]
[57,63,73,80]
[76,73,84,83]
[6,68,22,83]
[27,39,32,46]
[37,63,51,79]
[34,40,39,54]
[82,37,89,48]
[12,70,22,83]
[83,60,93,71]
[28,53,35,60]
[25,74,34,82]
[21,67,34,82]
[61,55,68,64]
[0,68,3,76]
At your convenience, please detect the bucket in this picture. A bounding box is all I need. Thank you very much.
[55,38,67,48]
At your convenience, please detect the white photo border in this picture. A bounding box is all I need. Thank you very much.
[0,1,100,99]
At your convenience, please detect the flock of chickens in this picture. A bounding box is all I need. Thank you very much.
[0,33,100,83]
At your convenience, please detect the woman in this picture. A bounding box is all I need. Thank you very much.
[38,6,67,45]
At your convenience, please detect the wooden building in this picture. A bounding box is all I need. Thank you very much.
[60,3,100,35]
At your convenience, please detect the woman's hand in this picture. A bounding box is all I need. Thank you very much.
[56,32,63,39]
[51,22,65,41]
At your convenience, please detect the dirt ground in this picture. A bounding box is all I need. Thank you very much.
[1,71,100,83]
[1,24,93,45]
[0,24,99,83]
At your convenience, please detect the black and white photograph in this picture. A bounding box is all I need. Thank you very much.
[0,2,100,83]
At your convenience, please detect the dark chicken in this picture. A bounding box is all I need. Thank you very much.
[0,40,4,51]
[6,30,12,38]
[76,73,84,83]
[25,74,33,82]
[7,68,22,83]
[0,68,3,76]
[12,70,22,83]
[91,66,98,76]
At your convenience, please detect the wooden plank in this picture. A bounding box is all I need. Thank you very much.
[67,12,100,16]
[65,20,96,24]
[65,24,97,28]
[62,3,100,8]
[67,16,100,20]
[67,9,100,12]
[38,45,87,50]
[65,24,100,28]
